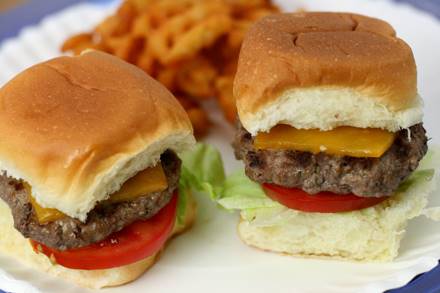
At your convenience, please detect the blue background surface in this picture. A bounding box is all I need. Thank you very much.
[1,0,440,292]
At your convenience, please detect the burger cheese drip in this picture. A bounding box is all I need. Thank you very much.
[27,165,168,224]
[254,125,396,158]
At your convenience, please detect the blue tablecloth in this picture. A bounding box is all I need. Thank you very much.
[395,0,440,18]
[0,1,440,292]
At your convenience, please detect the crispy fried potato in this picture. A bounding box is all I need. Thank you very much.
[176,57,217,99]
[155,66,178,92]
[215,75,237,123]
[61,33,95,55]
[61,0,281,136]
[149,1,232,65]
[187,107,210,137]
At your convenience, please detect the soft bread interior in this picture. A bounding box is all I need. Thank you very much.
[238,175,435,262]
[234,13,421,135]
[0,192,196,289]
[240,87,423,136]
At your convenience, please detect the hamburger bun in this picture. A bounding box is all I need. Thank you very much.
[234,12,422,135]
[0,51,195,221]
[237,172,435,262]
[0,190,196,289]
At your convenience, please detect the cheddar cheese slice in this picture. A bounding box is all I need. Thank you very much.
[28,164,168,224]
[109,164,168,204]
[254,125,395,158]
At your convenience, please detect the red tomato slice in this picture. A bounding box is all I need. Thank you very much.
[262,184,387,213]
[30,193,178,270]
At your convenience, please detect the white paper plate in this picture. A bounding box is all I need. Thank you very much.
[1,1,440,292]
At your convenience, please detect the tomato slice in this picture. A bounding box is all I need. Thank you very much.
[30,193,178,270]
[262,184,387,213]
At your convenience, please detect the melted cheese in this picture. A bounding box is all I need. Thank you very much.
[27,183,66,225]
[28,164,168,224]
[108,164,168,204]
[254,125,396,158]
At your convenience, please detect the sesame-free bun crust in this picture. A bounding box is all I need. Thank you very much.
[234,12,422,135]
[0,190,196,289]
[0,51,195,220]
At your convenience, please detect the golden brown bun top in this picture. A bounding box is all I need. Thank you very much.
[0,51,194,220]
[234,12,420,134]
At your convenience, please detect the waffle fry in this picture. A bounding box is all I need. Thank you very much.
[149,1,232,65]
[156,66,178,91]
[176,57,217,99]
[61,33,95,55]
[215,75,236,123]
[187,107,211,136]
[61,0,280,136]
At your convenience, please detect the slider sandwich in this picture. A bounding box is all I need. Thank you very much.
[0,51,196,287]
[230,12,434,261]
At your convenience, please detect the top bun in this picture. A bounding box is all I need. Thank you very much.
[0,51,195,221]
[234,12,423,135]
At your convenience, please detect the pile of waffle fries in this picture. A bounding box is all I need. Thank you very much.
[62,0,280,136]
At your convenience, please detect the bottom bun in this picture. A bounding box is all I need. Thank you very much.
[0,192,196,289]
[238,179,435,262]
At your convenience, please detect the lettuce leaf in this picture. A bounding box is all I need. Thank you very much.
[220,163,436,223]
[180,143,225,199]
[178,143,437,223]
[177,143,226,224]
[397,169,434,193]
[219,160,436,213]
[176,180,189,226]
[219,169,279,210]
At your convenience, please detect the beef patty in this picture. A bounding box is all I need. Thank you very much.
[233,123,427,197]
[0,150,180,251]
